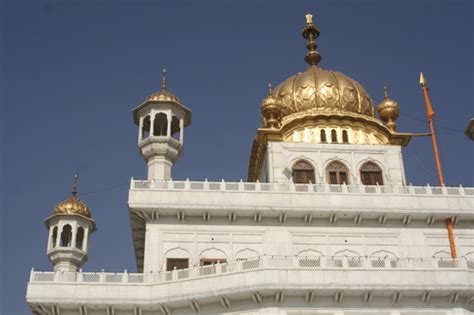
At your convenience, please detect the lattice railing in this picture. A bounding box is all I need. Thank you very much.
[29,256,473,285]
[130,179,472,197]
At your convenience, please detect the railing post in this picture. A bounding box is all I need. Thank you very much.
[220,179,225,191]
[459,257,468,269]
[236,259,243,272]
[185,178,190,190]
[216,261,222,274]
[342,256,348,268]
[204,178,209,190]
[375,183,381,194]
[341,182,348,193]
[77,269,83,282]
[262,255,269,268]
[172,267,178,281]
[54,271,60,282]
[442,184,448,195]
[169,178,174,190]
[255,180,261,191]
[239,180,244,191]
[29,268,35,282]
[459,184,465,196]
[426,183,432,195]
[123,269,128,283]
[100,269,105,283]
[130,177,134,189]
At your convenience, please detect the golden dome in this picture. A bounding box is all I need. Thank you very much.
[260,84,281,129]
[53,194,91,218]
[146,69,182,105]
[53,174,91,218]
[272,65,375,119]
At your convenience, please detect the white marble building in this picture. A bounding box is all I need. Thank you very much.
[26,14,474,315]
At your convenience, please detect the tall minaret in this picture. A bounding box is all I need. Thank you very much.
[132,70,192,180]
[45,174,96,272]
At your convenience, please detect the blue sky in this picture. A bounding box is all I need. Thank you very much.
[1,0,473,314]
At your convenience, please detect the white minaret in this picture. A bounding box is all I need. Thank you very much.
[132,69,192,180]
[45,174,96,272]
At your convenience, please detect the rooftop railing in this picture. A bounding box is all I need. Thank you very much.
[30,255,474,285]
[130,179,474,197]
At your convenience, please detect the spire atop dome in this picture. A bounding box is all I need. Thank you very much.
[267,83,273,95]
[384,86,389,99]
[72,173,79,196]
[302,13,322,66]
[161,69,167,91]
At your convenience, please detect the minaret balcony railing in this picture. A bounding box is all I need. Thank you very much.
[130,179,473,197]
[29,255,474,285]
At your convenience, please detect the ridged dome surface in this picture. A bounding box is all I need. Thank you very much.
[272,65,375,118]
[53,195,91,218]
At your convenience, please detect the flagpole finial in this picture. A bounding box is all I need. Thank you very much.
[419,72,427,86]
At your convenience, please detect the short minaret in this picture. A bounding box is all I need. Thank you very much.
[132,69,192,180]
[45,174,96,272]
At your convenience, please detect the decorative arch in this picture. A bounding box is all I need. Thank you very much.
[432,250,452,258]
[235,248,260,260]
[325,159,351,185]
[170,115,180,140]
[164,247,192,260]
[358,159,385,185]
[369,249,398,259]
[51,226,58,249]
[141,115,151,139]
[199,247,227,260]
[153,112,168,136]
[464,251,474,259]
[333,249,361,258]
[291,158,317,184]
[60,224,72,247]
[76,226,85,250]
[296,249,323,257]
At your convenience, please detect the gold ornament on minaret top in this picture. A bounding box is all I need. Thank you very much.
[260,83,282,129]
[146,69,183,105]
[53,174,91,218]
[377,86,400,131]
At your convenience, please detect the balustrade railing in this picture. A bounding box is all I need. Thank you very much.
[30,256,474,285]
[130,179,473,197]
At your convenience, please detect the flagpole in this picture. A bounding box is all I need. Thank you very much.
[419,72,456,259]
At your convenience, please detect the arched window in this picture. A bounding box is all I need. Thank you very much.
[76,227,85,250]
[60,224,72,247]
[331,129,338,143]
[327,161,349,184]
[51,226,58,248]
[342,130,349,143]
[292,160,315,184]
[142,116,151,139]
[320,130,327,143]
[153,113,168,136]
[360,162,383,185]
[171,116,180,140]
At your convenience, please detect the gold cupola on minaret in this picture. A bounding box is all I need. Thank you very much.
[53,174,91,218]
[261,84,283,129]
[377,86,400,131]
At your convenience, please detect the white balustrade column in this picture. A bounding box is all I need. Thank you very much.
[47,225,54,251]
[138,116,144,143]
[83,227,90,252]
[56,224,62,247]
[167,111,172,137]
[179,118,184,143]
[149,112,155,136]
[71,222,77,248]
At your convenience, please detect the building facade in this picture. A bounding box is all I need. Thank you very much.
[26,14,474,315]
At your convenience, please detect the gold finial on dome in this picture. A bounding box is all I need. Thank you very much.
[261,83,281,129]
[53,174,91,218]
[146,69,183,105]
[302,13,321,66]
[377,86,400,131]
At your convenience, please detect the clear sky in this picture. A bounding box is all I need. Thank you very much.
[1,0,473,314]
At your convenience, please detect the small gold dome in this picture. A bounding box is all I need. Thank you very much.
[53,194,91,218]
[377,87,400,131]
[261,84,281,129]
[146,69,182,105]
[272,65,375,119]
[53,174,91,218]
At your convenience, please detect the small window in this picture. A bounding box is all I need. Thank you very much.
[166,258,189,271]
[327,161,349,184]
[331,129,338,143]
[360,162,383,185]
[76,227,85,250]
[60,224,72,247]
[153,113,168,136]
[342,130,349,143]
[292,160,316,184]
[51,226,58,248]
[200,258,227,266]
[142,116,151,139]
[320,130,327,143]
